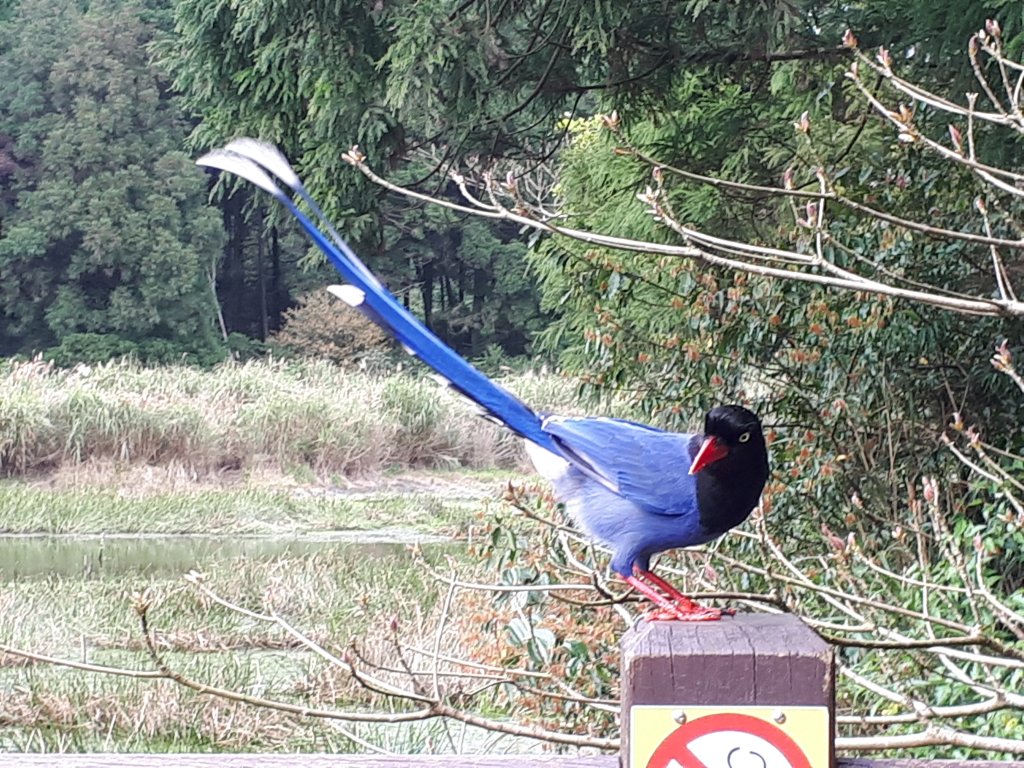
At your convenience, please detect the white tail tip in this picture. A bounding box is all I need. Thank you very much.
[196,150,284,198]
[326,284,366,307]
[222,138,302,189]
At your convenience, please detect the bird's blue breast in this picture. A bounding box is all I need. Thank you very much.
[549,465,715,576]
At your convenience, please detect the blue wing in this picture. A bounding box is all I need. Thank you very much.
[196,143,558,454]
[542,417,699,517]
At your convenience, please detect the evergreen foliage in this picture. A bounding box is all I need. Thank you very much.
[158,0,551,358]
[0,0,224,356]
[523,27,1024,539]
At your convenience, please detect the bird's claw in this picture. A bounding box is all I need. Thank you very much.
[645,603,730,622]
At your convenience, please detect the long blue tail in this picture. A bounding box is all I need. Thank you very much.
[196,141,558,453]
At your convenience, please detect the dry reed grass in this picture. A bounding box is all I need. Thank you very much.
[0,679,304,750]
[0,357,585,478]
[0,544,469,750]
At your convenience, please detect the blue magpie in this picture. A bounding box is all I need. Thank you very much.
[197,140,769,621]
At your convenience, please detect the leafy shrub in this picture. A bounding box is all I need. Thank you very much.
[43,333,139,367]
[270,289,393,366]
[225,332,268,361]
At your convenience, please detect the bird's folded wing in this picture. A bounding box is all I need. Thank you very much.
[541,417,699,516]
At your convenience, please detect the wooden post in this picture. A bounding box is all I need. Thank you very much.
[621,614,834,768]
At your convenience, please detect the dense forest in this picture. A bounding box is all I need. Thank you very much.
[2,0,1024,504]
[4,0,1024,500]
[0,0,544,362]
[3,0,1019,366]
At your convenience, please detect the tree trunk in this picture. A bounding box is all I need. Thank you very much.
[420,257,434,328]
[256,207,268,341]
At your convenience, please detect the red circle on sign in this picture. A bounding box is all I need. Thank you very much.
[646,712,813,768]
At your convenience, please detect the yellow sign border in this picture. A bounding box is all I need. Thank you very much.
[630,704,830,768]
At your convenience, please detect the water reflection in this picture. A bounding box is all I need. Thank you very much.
[0,529,446,580]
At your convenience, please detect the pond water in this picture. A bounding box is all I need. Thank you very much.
[0,528,448,580]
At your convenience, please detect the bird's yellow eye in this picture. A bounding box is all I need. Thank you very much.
[738,431,751,443]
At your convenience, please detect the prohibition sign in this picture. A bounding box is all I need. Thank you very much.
[645,712,815,768]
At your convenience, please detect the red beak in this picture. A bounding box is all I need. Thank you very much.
[689,435,728,475]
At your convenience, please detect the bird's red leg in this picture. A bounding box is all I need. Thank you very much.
[637,569,702,610]
[623,575,692,618]
[638,568,735,618]
[625,572,723,622]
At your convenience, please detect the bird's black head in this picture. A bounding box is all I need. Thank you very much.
[690,404,770,534]
[689,405,766,475]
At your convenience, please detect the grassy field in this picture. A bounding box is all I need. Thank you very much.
[0,359,628,753]
[0,467,515,535]
[1,543,476,751]
[0,469,529,752]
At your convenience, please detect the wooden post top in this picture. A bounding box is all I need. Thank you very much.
[621,612,830,657]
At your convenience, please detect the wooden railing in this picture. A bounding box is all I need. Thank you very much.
[5,616,1023,768]
[5,754,1024,767]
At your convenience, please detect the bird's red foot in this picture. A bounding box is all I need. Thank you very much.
[625,572,732,622]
